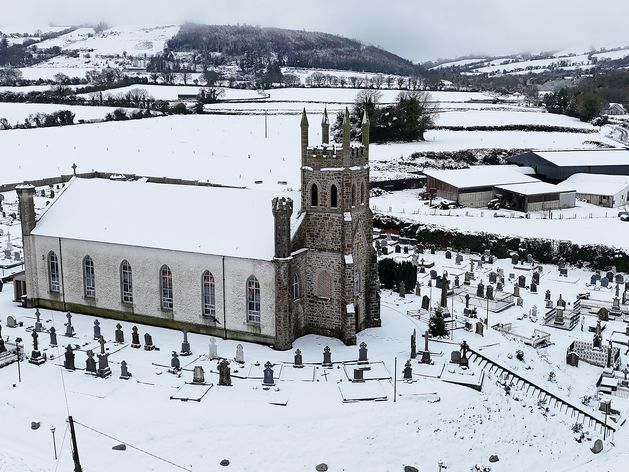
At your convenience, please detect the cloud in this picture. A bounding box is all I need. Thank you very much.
[2,0,628,62]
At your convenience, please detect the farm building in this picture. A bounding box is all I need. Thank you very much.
[494,181,576,212]
[509,148,629,181]
[423,166,538,207]
[558,173,629,208]
[605,103,627,116]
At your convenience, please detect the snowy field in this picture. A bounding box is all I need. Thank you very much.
[0,103,138,126]
[81,84,264,101]
[1,249,627,471]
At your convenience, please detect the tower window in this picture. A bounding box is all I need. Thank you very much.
[317,270,332,298]
[311,183,319,207]
[330,184,338,208]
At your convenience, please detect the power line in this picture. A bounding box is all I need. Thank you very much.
[73,420,192,472]
[53,423,69,472]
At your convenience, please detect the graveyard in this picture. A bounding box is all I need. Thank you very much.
[1,236,629,471]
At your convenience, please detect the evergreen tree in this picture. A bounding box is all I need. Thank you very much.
[428,308,449,338]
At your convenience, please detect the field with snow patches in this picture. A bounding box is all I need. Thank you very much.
[0,103,139,126]
[82,85,264,101]
[1,247,627,471]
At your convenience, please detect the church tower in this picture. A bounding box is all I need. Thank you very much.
[299,108,381,345]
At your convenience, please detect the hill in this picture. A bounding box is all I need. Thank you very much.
[164,23,416,76]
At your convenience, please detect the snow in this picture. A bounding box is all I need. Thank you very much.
[533,149,629,167]
[423,166,540,189]
[434,110,595,129]
[430,58,488,69]
[0,103,138,126]
[35,27,96,50]
[32,178,300,261]
[81,84,262,101]
[559,173,629,196]
[495,181,574,196]
[473,54,592,74]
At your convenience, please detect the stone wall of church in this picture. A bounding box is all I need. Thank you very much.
[27,235,277,342]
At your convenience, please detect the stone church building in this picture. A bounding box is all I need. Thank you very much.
[17,110,381,349]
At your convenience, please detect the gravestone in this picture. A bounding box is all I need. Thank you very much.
[445,250,452,259]
[263,362,275,386]
[475,322,484,336]
[97,351,111,378]
[530,282,537,293]
[489,255,495,264]
[294,349,303,367]
[511,254,519,265]
[450,350,461,364]
[559,268,568,277]
[171,352,180,370]
[358,342,368,363]
[526,254,533,264]
[410,330,417,359]
[403,246,409,254]
[0,338,5,353]
[496,281,503,291]
[516,297,523,306]
[557,295,566,308]
[180,330,191,356]
[465,293,470,308]
[486,285,494,300]
[218,359,232,386]
[607,271,614,281]
[476,282,485,298]
[590,274,598,285]
[489,272,497,284]
[114,323,124,343]
[192,366,205,384]
[403,360,413,380]
[455,253,463,265]
[85,350,97,373]
[49,327,57,347]
[93,320,101,340]
[64,345,75,370]
[322,346,332,367]
[566,351,579,367]
[421,295,430,310]
[518,275,526,288]
[545,289,551,301]
[395,245,401,253]
[465,248,470,255]
[29,331,45,365]
[464,272,471,285]
[98,336,106,355]
[34,309,43,332]
[601,277,610,288]
[209,338,218,359]
[430,245,436,255]
[415,284,421,296]
[616,274,624,285]
[65,312,75,337]
[440,277,449,308]
[144,333,154,351]
[399,281,406,298]
[411,254,418,266]
[120,360,131,380]
[235,344,244,363]
[513,285,520,298]
[420,331,431,364]
[353,369,364,383]
[381,247,388,255]
[460,341,470,368]
[430,269,437,279]
[131,326,141,348]
[532,271,540,285]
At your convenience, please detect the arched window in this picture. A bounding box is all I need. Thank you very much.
[351,184,356,207]
[311,183,319,207]
[360,182,366,204]
[292,273,301,300]
[83,255,95,298]
[202,271,216,317]
[247,275,261,322]
[160,265,173,310]
[330,184,338,208]
[48,251,60,292]
[120,260,133,303]
[317,270,332,298]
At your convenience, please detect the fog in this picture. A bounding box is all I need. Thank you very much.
[2,0,628,62]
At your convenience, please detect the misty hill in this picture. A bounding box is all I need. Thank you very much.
[165,23,416,76]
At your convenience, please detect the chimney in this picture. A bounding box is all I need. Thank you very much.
[272,197,293,259]
[16,184,36,237]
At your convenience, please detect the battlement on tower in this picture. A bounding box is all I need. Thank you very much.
[304,144,368,167]
[272,196,294,214]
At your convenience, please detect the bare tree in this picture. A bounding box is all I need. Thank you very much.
[384,76,395,89]
[370,74,385,89]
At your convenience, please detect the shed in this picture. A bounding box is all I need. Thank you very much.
[494,181,576,212]
[558,173,629,208]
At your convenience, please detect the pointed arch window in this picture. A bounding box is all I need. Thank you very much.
[202,271,216,316]
[120,260,133,303]
[330,184,338,208]
[311,183,319,207]
[48,251,60,292]
[83,255,96,298]
[292,273,301,300]
[247,275,261,322]
[160,265,173,310]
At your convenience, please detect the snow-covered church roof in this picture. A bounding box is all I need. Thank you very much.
[31,178,302,261]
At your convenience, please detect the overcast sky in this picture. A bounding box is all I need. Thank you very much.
[3,0,629,62]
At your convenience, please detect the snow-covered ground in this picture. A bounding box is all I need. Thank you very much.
[80,84,263,101]
[0,103,138,126]
[1,248,627,471]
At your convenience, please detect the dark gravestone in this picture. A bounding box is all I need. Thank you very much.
[545,289,551,301]
[358,342,368,363]
[120,360,131,380]
[518,275,526,288]
[486,285,494,300]
[171,352,180,370]
[590,274,598,285]
[322,346,332,367]
[294,349,303,367]
[421,295,430,310]
[557,295,566,308]
[410,330,417,359]
[353,368,364,383]
[395,245,401,253]
[403,360,413,380]
[530,282,537,293]
[85,350,97,373]
[6,315,17,328]
[180,330,191,356]
[601,277,610,288]
[566,351,579,366]
[476,282,485,298]
[49,327,57,347]
[450,350,461,364]
[263,362,275,386]
[93,320,101,340]
[192,366,205,384]
[65,312,75,337]
[532,271,540,285]
[455,253,463,265]
[64,345,75,370]
[511,254,519,265]
[460,341,470,368]
[131,326,140,348]
[115,323,124,343]
[464,272,471,285]
[420,331,431,364]
[0,338,5,353]
[34,309,42,332]
[97,351,111,378]
[489,272,497,284]
[513,285,520,298]
[218,359,232,386]
[403,246,409,254]
[381,247,388,255]
[144,333,154,351]
[454,275,460,288]
[475,322,484,336]
[445,250,452,259]
[465,293,470,308]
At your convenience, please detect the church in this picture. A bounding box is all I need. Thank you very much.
[17,110,381,349]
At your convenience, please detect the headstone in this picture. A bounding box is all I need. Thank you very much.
[64,345,75,370]
[144,333,154,351]
[235,344,244,363]
[450,350,461,364]
[496,280,503,291]
[476,282,485,298]
[460,341,470,368]
[455,253,463,265]
[410,330,417,359]
[591,439,603,454]
[65,312,75,337]
[532,271,540,285]
[98,335,106,355]
[411,254,418,266]
[34,309,43,332]
[403,360,413,380]
[395,245,401,253]
[464,272,471,285]
[415,284,421,297]
[557,295,566,308]
[93,320,101,340]
[6,315,17,328]
[475,322,484,336]
[115,323,124,343]
[511,254,519,265]
[530,282,537,293]
[49,327,57,347]
[526,254,533,264]
[601,277,609,288]
[403,246,409,254]
[171,352,180,370]
[131,326,141,348]
[358,342,368,363]
[486,285,494,300]
[0,338,5,353]
[399,281,406,298]
[489,272,497,284]
[430,269,437,279]
[465,248,470,255]
[192,366,205,384]
[420,331,431,364]
[322,346,332,367]
[440,277,449,308]
[518,275,526,288]
[353,368,364,383]
[590,274,598,286]
[120,360,131,380]
[294,348,303,367]
[430,245,436,255]
[97,351,111,378]
[218,359,232,386]
[263,362,275,386]
[513,284,520,298]
[209,338,218,359]
[465,293,470,308]
[381,247,388,255]
[85,350,97,373]
[530,305,538,318]
[421,295,430,310]
[180,330,191,356]
[607,271,614,281]
[615,274,624,285]
[29,331,45,365]
[545,289,551,301]
[445,250,452,259]
[454,275,460,288]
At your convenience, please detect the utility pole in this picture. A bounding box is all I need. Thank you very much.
[264,110,268,139]
[15,337,22,382]
[68,416,82,472]
[51,427,57,460]
[393,357,397,403]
